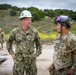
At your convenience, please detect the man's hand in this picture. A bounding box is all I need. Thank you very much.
[49,63,55,75]
[11,54,15,59]
[67,69,74,75]
[49,63,55,71]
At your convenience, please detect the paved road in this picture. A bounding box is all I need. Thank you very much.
[0,43,54,75]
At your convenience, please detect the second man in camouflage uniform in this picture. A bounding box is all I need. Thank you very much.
[49,16,76,75]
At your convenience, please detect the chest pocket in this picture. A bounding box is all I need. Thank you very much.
[15,33,24,43]
[26,34,35,42]
[55,39,69,56]
[59,40,72,56]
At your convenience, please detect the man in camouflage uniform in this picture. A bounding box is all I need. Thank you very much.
[49,16,76,75]
[6,10,42,75]
[0,28,4,50]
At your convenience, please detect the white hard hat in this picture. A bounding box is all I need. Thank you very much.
[19,10,32,19]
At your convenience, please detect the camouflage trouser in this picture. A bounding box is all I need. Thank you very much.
[54,68,76,75]
[13,57,37,75]
[0,40,3,50]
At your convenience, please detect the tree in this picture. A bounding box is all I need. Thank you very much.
[44,9,55,18]
[27,7,45,21]
[54,9,63,17]
[0,4,12,10]
[32,12,40,21]
[12,6,21,11]
[10,9,17,16]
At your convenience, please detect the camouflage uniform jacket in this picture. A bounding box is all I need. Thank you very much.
[53,31,76,71]
[7,26,42,58]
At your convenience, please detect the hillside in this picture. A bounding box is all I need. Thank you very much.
[0,10,56,34]
[0,9,76,42]
[0,4,76,36]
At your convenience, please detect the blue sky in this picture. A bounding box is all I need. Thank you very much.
[0,0,76,11]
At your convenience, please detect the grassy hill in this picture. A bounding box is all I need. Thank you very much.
[0,10,56,34]
[0,9,76,42]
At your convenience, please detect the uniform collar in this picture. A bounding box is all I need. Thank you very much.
[19,26,32,35]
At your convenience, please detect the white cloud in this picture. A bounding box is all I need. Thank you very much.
[0,0,76,11]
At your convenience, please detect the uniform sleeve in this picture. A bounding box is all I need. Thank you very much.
[70,37,76,71]
[34,31,42,56]
[6,30,15,55]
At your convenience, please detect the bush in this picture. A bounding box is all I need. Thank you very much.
[10,9,17,16]
[39,32,57,42]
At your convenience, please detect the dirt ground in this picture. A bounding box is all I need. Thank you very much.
[0,42,54,75]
